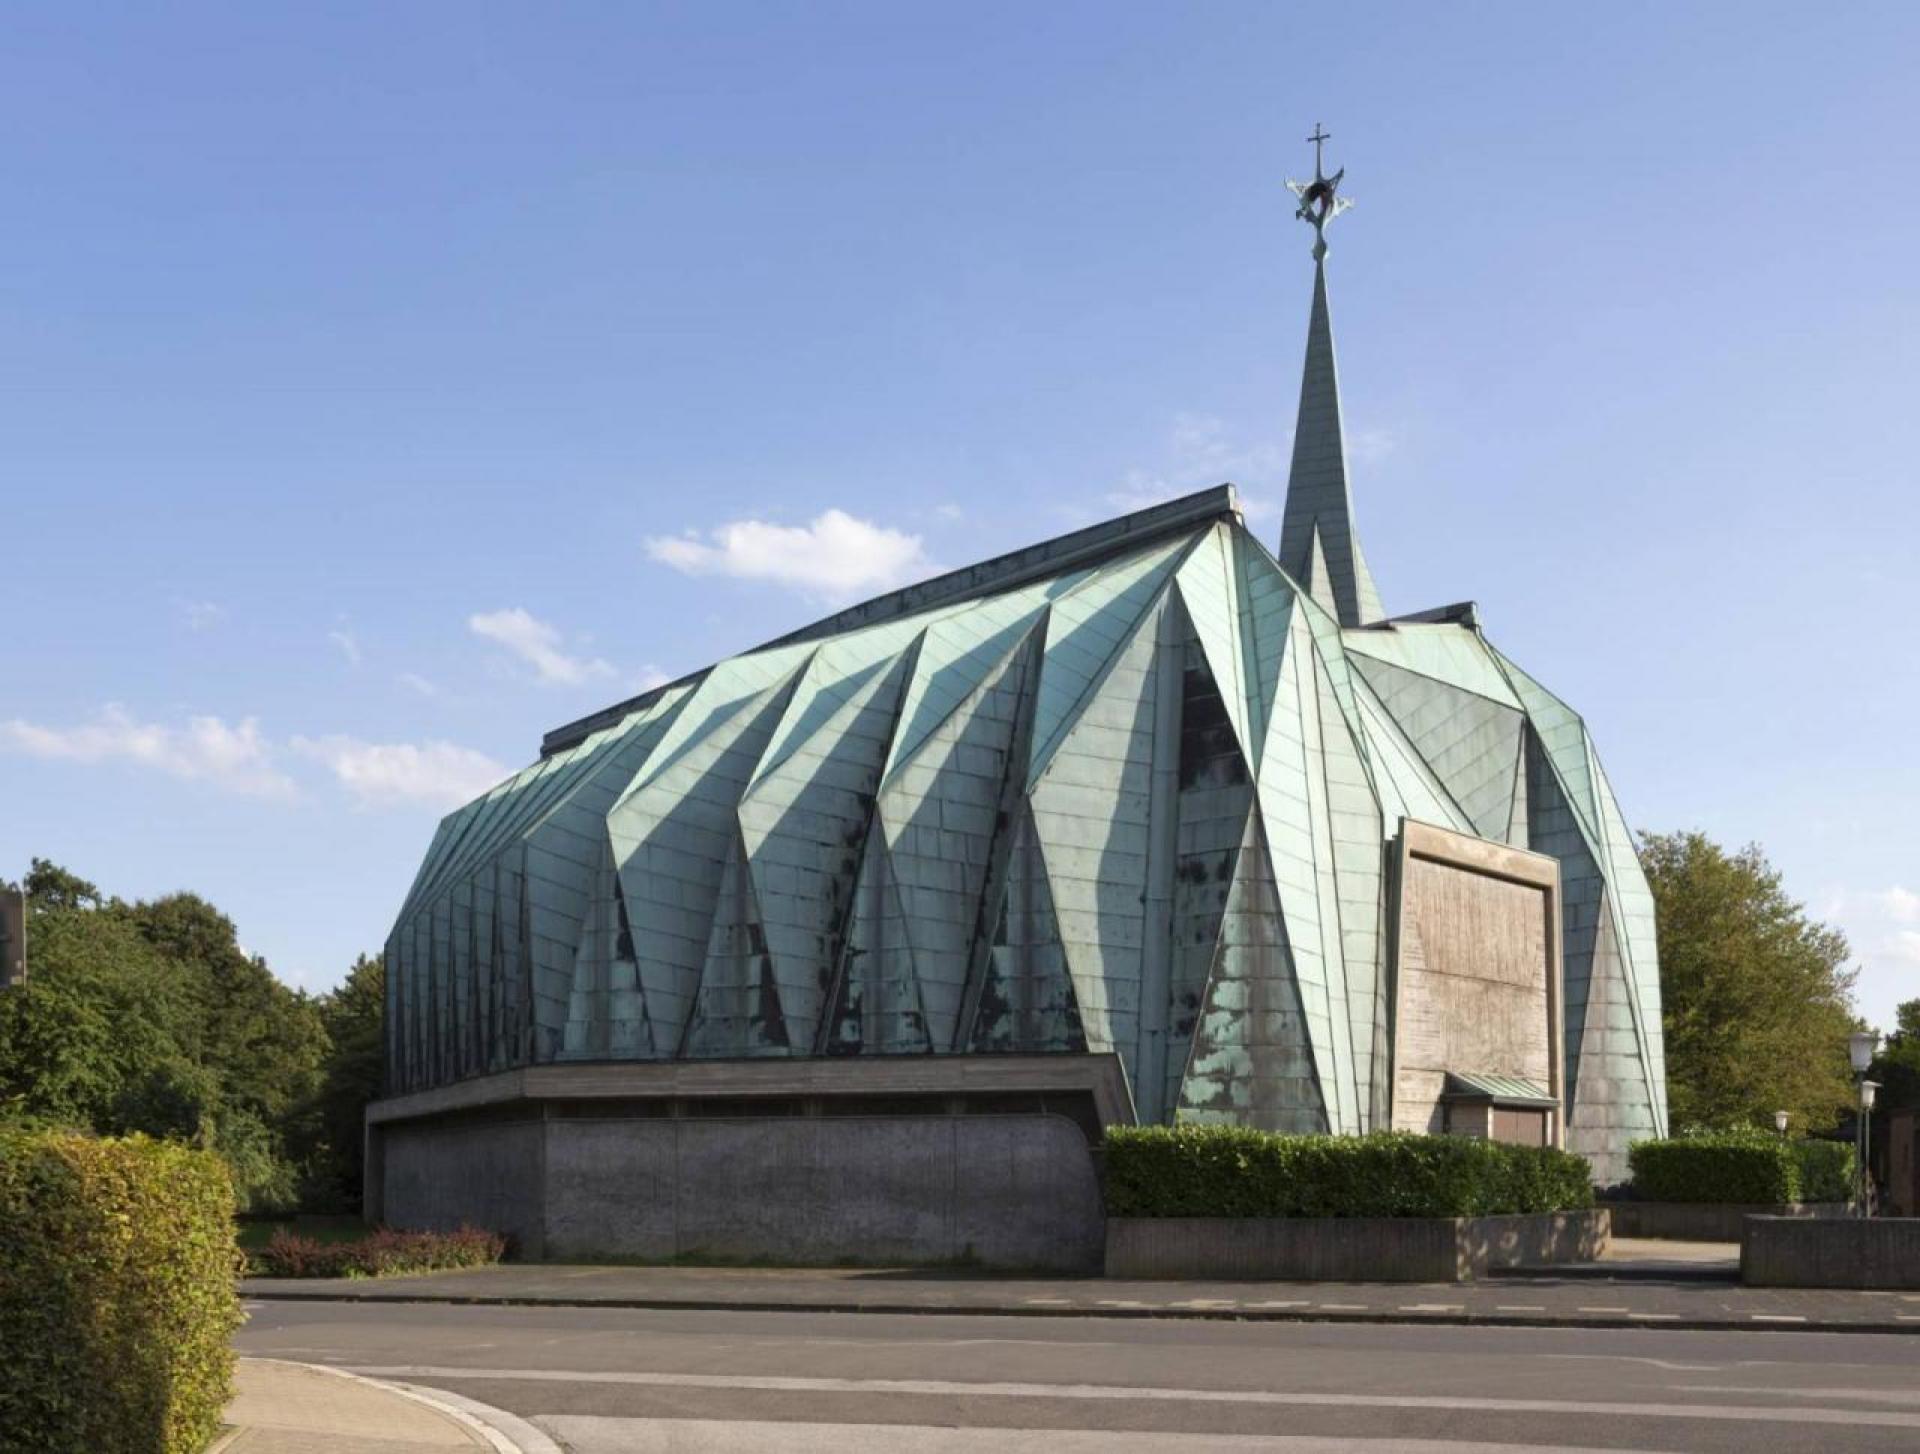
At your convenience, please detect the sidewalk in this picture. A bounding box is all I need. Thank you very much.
[240,1252,1920,1334]
[213,1358,550,1453]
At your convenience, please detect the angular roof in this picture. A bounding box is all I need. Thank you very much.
[384,159,1670,1184]
[542,485,1246,758]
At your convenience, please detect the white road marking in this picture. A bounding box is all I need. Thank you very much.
[1022,1297,1075,1306]
[1680,1385,1920,1408]
[1627,1313,1680,1322]
[1495,1304,1546,1313]
[1545,1355,1726,1372]
[346,1365,1920,1429]
[1317,1303,1369,1311]
[536,1416,1671,1453]
[1244,1300,1311,1309]
[1576,1306,1630,1314]
[1749,1314,1808,1323]
[1399,1305,1464,1313]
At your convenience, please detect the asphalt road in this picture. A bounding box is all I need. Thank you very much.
[238,1300,1920,1453]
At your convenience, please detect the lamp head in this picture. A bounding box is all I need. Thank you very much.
[1850,1029,1879,1074]
[1774,1109,1790,1134]
[1862,1080,1879,1110]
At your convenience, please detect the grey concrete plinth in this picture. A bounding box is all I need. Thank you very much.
[1741,1215,1920,1288]
[1104,1209,1609,1282]
[1608,1200,1849,1242]
[381,1112,1104,1272]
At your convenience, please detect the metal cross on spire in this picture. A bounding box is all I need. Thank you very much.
[1286,123,1353,260]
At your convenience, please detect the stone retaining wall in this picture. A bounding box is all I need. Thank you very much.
[1105,1209,1609,1282]
[1741,1215,1920,1288]
[1607,1201,1849,1242]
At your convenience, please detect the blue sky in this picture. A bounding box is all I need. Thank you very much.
[3,3,1915,1030]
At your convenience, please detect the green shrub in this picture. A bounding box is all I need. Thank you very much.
[1792,1139,1854,1202]
[1627,1128,1856,1204]
[252,1224,507,1279]
[1102,1126,1595,1219]
[0,1129,242,1454]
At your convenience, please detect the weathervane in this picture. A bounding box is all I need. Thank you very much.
[1286,123,1352,260]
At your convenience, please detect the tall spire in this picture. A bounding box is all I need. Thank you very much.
[1278,126,1384,628]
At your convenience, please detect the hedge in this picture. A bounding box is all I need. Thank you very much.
[1627,1130,1856,1204]
[0,1130,242,1454]
[1792,1139,1854,1202]
[254,1224,507,1279]
[1103,1126,1596,1219]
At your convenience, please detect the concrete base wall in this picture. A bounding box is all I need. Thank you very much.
[379,1112,1104,1271]
[1105,1209,1609,1283]
[1609,1201,1849,1242]
[1742,1215,1920,1289]
[381,1118,546,1251]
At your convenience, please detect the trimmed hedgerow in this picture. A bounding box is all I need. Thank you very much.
[1102,1126,1595,1219]
[253,1223,507,1279]
[0,1129,243,1454]
[1627,1128,1855,1204]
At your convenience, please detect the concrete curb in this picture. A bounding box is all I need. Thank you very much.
[240,1289,1920,1335]
[239,1358,564,1454]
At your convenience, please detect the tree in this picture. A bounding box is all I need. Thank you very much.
[0,861,331,1211]
[24,857,103,909]
[1871,998,1920,1112]
[1642,831,1858,1133]
[308,953,385,1208]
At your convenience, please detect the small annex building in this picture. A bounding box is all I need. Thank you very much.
[368,146,1667,1268]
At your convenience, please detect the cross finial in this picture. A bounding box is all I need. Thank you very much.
[1307,123,1331,175]
[1286,124,1352,261]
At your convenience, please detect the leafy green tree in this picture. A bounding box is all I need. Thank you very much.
[1642,831,1858,1133]
[308,953,385,1208]
[0,861,331,1211]
[0,903,190,1130]
[130,892,328,1136]
[24,857,103,910]
[1871,998,1920,1111]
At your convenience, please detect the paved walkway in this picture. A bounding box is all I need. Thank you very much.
[1501,1235,1739,1280]
[241,1255,1919,1333]
[214,1358,548,1453]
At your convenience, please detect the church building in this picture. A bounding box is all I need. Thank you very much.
[368,138,1667,1266]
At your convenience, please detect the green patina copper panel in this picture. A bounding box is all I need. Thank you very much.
[383,176,1668,1185]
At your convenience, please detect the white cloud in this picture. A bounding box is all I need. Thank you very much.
[397,672,439,698]
[328,629,362,667]
[468,607,614,686]
[1877,886,1920,924]
[645,509,934,602]
[292,735,506,810]
[1820,884,1920,1032]
[1109,413,1289,524]
[632,665,673,693]
[0,704,294,798]
[180,600,225,632]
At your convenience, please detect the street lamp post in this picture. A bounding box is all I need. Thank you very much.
[1850,1030,1880,1218]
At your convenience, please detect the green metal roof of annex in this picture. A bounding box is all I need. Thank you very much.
[385,138,1669,1186]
